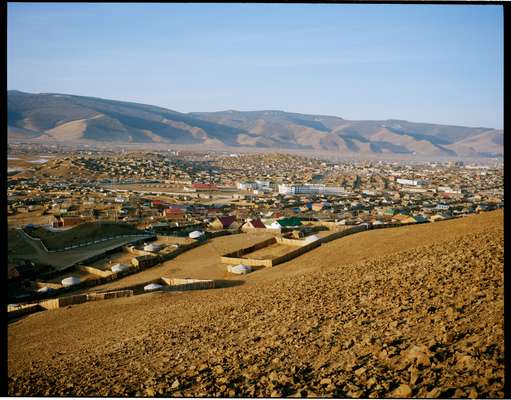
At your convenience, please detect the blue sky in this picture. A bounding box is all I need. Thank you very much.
[8,3,503,128]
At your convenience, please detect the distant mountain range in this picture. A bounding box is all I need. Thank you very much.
[8,90,503,158]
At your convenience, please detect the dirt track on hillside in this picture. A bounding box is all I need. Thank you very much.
[8,211,504,397]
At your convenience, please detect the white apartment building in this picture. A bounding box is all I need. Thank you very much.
[237,180,273,191]
[437,186,462,194]
[396,178,429,186]
[278,184,346,196]
[237,182,258,190]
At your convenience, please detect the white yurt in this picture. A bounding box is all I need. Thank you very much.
[61,276,81,287]
[143,243,161,252]
[37,286,53,293]
[189,230,204,239]
[228,264,252,274]
[269,221,282,229]
[111,263,130,273]
[144,283,163,292]
[304,234,320,243]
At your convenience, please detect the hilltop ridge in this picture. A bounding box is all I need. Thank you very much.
[8,91,503,158]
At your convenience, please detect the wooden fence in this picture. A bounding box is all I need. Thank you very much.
[9,289,134,318]
[160,277,215,291]
[275,236,312,247]
[7,303,44,319]
[270,239,322,266]
[221,223,371,268]
[319,224,369,244]
[34,281,63,290]
[86,290,133,301]
[220,235,324,268]
[79,265,113,278]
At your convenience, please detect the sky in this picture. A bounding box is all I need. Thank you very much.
[7,3,503,129]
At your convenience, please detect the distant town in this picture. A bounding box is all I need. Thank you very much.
[7,142,503,306]
[8,143,503,231]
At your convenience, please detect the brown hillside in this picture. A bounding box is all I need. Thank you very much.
[8,211,504,397]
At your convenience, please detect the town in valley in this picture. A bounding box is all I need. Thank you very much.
[6,3,505,398]
[8,142,503,302]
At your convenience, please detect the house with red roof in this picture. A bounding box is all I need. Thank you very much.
[209,215,240,230]
[241,218,267,232]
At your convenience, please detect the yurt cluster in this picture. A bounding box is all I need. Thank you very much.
[9,221,370,319]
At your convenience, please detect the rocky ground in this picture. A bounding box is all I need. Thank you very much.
[8,211,504,397]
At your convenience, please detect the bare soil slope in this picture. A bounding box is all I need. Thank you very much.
[8,91,503,157]
[8,211,504,397]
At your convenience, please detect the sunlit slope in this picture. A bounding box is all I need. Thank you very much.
[8,211,504,397]
[8,91,503,157]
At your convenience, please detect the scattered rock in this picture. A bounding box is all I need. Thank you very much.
[7,217,504,398]
[392,384,412,398]
[170,379,180,390]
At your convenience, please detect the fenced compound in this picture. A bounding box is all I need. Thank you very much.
[220,235,323,268]
[158,239,204,261]
[221,238,277,267]
[221,223,373,268]
[94,277,216,295]
[156,235,195,245]
[21,236,208,305]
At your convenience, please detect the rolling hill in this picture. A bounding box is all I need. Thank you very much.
[8,211,504,397]
[8,91,503,158]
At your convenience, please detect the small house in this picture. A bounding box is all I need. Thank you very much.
[209,215,240,230]
[430,212,453,222]
[241,218,267,231]
[53,215,84,228]
[392,213,415,224]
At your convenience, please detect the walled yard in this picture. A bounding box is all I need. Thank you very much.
[241,242,296,260]
[81,232,276,293]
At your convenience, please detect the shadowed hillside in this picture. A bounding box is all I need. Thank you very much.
[8,91,503,158]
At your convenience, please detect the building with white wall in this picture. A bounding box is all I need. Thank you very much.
[278,184,347,196]
[396,178,428,186]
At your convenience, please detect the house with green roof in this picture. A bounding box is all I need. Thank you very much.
[276,217,303,228]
